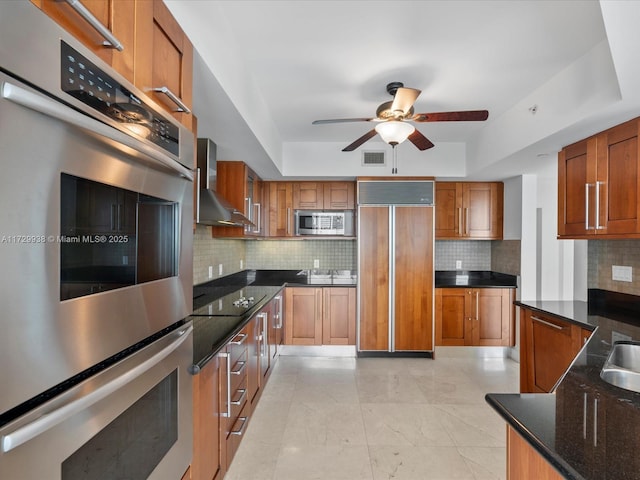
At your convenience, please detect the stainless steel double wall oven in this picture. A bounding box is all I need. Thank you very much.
[0,2,194,479]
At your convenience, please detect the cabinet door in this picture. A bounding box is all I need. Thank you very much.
[394,206,434,351]
[435,288,471,346]
[358,206,390,351]
[507,427,564,480]
[522,309,582,393]
[284,287,322,345]
[462,183,503,239]
[246,318,260,405]
[596,119,640,235]
[293,182,324,209]
[322,288,356,345]
[268,182,293,237]
[323,182,355,209]
[558,138,597,237]
[192,355,223,480]
[212,162,256,238]
[39,0,135,82]
[472,288,514,346]
[136,0,193,128]
[434,182,462,239]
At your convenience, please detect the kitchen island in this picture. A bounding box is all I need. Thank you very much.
[486,289,640,480]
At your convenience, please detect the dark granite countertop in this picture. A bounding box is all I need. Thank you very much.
[435,270,518,288]
[486,289,640,480]
[191,269,357,371]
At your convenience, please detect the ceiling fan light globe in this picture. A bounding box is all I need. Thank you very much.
[375,121,415,145]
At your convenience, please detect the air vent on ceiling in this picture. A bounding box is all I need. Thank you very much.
[362,150,385,166]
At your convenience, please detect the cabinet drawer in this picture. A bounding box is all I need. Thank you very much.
[227,329,249,366]
[226,401,249,469]
[229,374,248,424]
[229,356,247,399]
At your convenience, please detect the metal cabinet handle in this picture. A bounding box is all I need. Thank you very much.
[275,295,283,328]
[151,86,192,114]
[593,397,599,447]
[230,416,248,436]
[230,360,246,376]
[585,183,592,230]
[229,333,247,345]
[531,315,564,331]
[582,392,588,440]
[475,291,479,321]
[220,352,231,418]
[457,207,462,235]
[287,208,292,235]
[230,388,246,406]
[595,181,605,230]
[63,0,124,51]
[253,203,261,233]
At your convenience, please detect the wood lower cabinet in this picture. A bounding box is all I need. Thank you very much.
[519,306,591,393]
[435,182,503,240]
[507,427,564,480]
[192,355,223,480]
[436,288,515,346]
[285,287,356,346]
[558,117,640,238]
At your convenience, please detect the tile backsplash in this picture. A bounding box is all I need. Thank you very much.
[435,240,491,270]
[246,240,356,270]
[491,240,521,276]
[193,225,246,285]
[588,240,640,296]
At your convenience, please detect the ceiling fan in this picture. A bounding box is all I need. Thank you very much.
[312,82,489,152]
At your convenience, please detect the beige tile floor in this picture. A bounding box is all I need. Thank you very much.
[225,349,519,480]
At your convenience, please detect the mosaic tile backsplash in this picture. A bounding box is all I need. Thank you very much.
[435,240,491,270]
[246,240,357,270]
[491,240,521,276]
[588,240,640,296]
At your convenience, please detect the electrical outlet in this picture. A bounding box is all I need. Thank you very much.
[612,265,632,282]
[240,259,244,270]
[455,260,462,270]
[208,266,213,279]
[314,259,320,268]
[218,264,223,276]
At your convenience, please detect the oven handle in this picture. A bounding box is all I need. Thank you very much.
[1,324,193,453]
[0,81,193,181]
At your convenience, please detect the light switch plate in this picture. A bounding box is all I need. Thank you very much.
[314,259,320,268]
[612,265,632,282]
[456,260,462,269]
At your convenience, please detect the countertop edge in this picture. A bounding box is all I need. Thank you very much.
[513,300,594,331]
[485,393,584,480]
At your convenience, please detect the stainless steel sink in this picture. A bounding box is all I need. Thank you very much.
[600,341,640,393]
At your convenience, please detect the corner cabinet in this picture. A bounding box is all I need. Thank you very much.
[212,161,264,238]
[435,288,515,347]
[284,287,356,346]
[434,182,503,240]
[558,117,640,238]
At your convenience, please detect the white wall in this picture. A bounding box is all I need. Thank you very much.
[503,176,523,240]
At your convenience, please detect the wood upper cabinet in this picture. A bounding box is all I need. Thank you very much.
[37,0,136,82]
[285,287,356,346]
[212,161,263,238]
[434,182,503,239]
[435,288,514,347]
[293,182,324,209]
[292,181,356,210]
[519,306,588,393]
[135,0,193,129]
[192,355,223,480]
[558,117,640,238]
[323,182,355,209]
[267,182,294,237]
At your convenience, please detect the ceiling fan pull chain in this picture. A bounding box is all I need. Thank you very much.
[392,145,398,174]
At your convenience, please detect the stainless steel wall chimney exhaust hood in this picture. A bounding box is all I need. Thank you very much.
[196,138,254,227]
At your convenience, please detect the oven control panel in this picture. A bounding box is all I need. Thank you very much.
[60,41,179,157]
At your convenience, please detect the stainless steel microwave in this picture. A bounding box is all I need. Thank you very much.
[294,210,354,236]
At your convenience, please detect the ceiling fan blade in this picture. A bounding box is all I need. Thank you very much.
[408,130,435,151]
[312,118,374,125]
[390,87,421,116]
[342,129,378,152]
[412,110,489,122]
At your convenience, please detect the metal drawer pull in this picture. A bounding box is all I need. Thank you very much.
[585,183,591,230]
[230,360,246,376]
[229,333,247,345]
[63,0,124,51]
[230,388,247,406]
[531,316,565,330]
[582,392,587,440]
[595,181,605,230]
[230,416,248,436]
[151,86,192,114]
[220,352,231,418]
[593,397,599,447]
